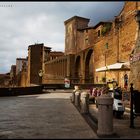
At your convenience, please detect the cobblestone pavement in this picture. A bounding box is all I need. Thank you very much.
[0,91,97,139]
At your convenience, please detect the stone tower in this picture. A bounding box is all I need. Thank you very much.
[64,16,90,55]
[27,43,44,85]
[27,43,51,85]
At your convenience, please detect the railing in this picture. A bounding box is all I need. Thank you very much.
[42,84,65,90]
[0,85,43,96]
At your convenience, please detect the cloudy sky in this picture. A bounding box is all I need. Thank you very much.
[0,1,124,73]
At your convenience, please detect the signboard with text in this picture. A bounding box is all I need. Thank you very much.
[130,52,140,63]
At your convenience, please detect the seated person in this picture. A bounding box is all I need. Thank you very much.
[92,88,98,97]
[89,87,97,103]
[97,88,101,96]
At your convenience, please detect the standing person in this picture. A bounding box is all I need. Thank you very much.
[89,86,93,96]
[124,73,128,90]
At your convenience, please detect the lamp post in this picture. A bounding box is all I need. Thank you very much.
[79,74,82,84]
[130,83,134,128]
[38,69,43,85]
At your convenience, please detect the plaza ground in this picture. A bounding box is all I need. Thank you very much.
[0,90,140,139]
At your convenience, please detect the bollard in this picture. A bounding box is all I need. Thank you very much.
[75,91,81,108]
[71,85,79,103]
[96,94,114,136]
[74,85,79,91]
[80,91,89,114]
[71,92,75,103]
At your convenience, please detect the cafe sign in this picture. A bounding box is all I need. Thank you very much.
[130,52,140,63]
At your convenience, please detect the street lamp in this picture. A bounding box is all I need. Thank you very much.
[38,69,43,85]
[79,74,82,84]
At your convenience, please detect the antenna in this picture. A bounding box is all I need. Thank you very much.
[35,40,39,45]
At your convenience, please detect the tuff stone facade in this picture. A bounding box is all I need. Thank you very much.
[130,10,140,91]
[0,73,11,87]
[10,65,16,86]
[62,2,140,89]
[16,58,28,75]
[43,54,75,84]
[93,2,140,89]
[41,1,140,88]
[16,58,28,86]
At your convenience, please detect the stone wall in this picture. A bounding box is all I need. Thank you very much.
[43,54,75,84]
[93,2,139,89]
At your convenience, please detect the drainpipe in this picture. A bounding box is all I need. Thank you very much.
[117,20,120,85]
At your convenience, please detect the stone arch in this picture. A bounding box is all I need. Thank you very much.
[85,49,93,83]
[75,55,81,83]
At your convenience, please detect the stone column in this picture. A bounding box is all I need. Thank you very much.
[80,91,89,114]
[62,60,64,77]
[96,94,114,136]
[64,59,66,77]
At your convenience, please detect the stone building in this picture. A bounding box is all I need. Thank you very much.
[16,58,28,86]
[16,58,28,75]
[0,73,10,87]
[43,54,75,84]
[26,43,64,85]
[10,65,16,86]
[93,2,140,90]
[21,1,140,90]
[130,10,140,91]
[42,1,140,90]
[26,43,50,85]
[43,16,95,85]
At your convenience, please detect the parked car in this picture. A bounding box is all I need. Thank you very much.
[93,86,125,118]
[110,88,125,118]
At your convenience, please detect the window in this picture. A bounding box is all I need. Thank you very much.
[85,35,89,44]
[98,30,100,37]
[105,43,108,49]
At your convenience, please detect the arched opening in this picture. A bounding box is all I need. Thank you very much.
[85,49,93,83]
[74,56,81,83]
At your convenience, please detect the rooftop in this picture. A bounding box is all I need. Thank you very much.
[64,15,90,25]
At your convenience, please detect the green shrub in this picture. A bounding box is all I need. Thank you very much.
[101,23,112,36]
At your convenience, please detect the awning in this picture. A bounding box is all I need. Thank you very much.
[96,62,130,72]
[96,66,107,72]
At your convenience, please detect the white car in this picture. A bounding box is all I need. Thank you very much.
[95,89,125,118]
[110,91,125,118]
